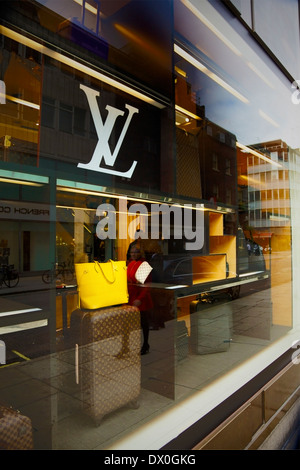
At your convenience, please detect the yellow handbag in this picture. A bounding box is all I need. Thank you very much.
[75,260,128,309]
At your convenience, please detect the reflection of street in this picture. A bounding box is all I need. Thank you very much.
[0,275,51,297]
[0,277,54,363]
[0,272,292,450]
[238,277,270,298]
[0,280,52,326]
[232,279,272,340]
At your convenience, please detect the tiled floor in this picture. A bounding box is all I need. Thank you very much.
[0,277,291,450]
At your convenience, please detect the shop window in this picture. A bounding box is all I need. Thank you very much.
[212,153,219,170]
[41,97,55,129]
[218,132,225,143]
[0,0,298,451]
[213,183,219,199]
[225,158,231,175]
[226,188,232,204]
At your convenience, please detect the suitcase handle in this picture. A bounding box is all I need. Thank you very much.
[75,344,79,384]
[94,260,117,284]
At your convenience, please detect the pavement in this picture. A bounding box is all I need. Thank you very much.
[0,274,76,296]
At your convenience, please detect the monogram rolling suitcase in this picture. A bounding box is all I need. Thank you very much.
[190,299,232,355]
[0,405,34,450]
[70,305,141,425]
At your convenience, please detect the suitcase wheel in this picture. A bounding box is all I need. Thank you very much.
[128,399,140,410]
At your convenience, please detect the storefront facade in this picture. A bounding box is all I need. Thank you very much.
[1,0,300,450]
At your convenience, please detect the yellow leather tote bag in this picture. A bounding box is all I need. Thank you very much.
[75,260,128,309]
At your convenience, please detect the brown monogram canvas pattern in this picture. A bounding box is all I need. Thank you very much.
[0,406,34,450]
[135,261,153,284]
[70,305,141,425]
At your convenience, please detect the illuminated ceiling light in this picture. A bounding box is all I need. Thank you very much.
[247,62,274,89]
[0,26,165,110]
[239,175,262,187]
[0,169,49,184]
[175,105,201,121]
[56,179,233,213]
[175,66,187,78]
[180,0,242,57]
[236,142,283,168]
[6,94,40,110]
[73,0,98,15]
[114,23,167,67]
[174,44,249,104]
[258,109,280,128]
[0,178,43,186]
[56,205,96,211]
[181,0,275,91]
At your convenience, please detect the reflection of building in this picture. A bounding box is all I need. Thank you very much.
[175,72,237,209]
[1,0,300,453]
[244,140,290,229]
[237,139,292,327]
[238,139,291,250]
[199,121,237,207]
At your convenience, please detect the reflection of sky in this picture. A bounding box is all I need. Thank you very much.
[254,0,300,80]
[30,0,300,150]
[175,0,300,150]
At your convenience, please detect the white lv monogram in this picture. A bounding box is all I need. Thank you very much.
[78,84,139,177]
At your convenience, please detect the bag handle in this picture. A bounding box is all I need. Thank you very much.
[76,260,118,308]
[94,260,117,284]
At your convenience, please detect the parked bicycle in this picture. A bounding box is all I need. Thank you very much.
[42,261,74,284]
[0,264,19,288]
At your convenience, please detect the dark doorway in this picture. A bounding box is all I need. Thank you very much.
[23,231,30,271]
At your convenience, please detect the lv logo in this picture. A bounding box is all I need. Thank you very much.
[78,84,139,178]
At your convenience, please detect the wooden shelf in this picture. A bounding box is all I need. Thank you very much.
[210,235,236,279]
[192,254,227,284]
[190,211,237,284]
[209,212,224,236]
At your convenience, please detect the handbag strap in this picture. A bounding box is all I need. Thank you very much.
[94,260,117,284]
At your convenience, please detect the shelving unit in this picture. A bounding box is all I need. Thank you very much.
[191,211,236,284]
[192,254,226,283]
